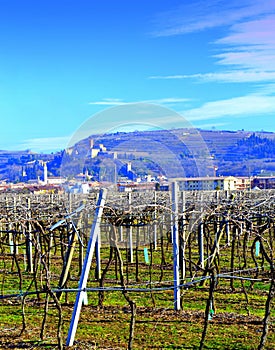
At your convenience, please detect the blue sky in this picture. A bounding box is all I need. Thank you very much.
[1,0,275,152]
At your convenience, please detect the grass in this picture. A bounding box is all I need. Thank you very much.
[0,280,274,349]
[0,222,274,349]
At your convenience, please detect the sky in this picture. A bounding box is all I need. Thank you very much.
[1,0,275,152]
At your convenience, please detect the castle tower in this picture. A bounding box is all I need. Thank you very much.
[22,167,26,177]
[43,162,48,184]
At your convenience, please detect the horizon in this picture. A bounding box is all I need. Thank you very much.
[1,126,274,154]
[1,1,275,152]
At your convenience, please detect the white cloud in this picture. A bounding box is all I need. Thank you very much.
[151,1,275,84]
[149,75,190,80]
[216,15,275,47]
[149,71,275,83]
[89,97,190,106]
[152,0,275,37]
[88,98,127,106]
[182,94,275,121]
[213,15,275,73]
[255,83,275,95]
[145,97,190,104]
[19,136,71,153]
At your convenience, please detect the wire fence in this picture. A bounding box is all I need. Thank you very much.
[0,189,274,349]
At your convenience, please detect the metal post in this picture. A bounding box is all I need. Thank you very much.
[170,212,174,244]
[119,225,123,242]
[8,223,13,255]
[128,193,133,263]
[66,188,107,347]
[226,215,230,245]
[180,190,186,281]
[172,182,181,310]
[26,198,33,273]
[198,222,204,269]
[128,226,133,263]
[13,197,18,255]
[95,234,101,279]
[153,191,157,250]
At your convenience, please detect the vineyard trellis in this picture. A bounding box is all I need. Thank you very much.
[0,187,274,349]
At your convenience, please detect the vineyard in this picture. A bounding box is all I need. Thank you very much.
[0,188,274,349]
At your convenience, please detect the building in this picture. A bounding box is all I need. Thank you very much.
[234,177,251,190]
[90,140,107,158]
[43,161,48,184]
[117,182,156,192]
[251,176,275,189]
[175,176,237,191]
[47,177,66,185]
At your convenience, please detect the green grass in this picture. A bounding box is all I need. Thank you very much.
[0,227,274,349]
[1,281,274,349]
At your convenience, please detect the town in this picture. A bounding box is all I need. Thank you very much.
[1,157,274,194]
[1,129,275,194]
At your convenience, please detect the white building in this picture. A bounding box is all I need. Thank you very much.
[175,176,237,191]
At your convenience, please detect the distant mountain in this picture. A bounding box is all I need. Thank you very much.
[1,129,275,183]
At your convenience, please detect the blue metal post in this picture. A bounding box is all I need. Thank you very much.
[66,188,107,346]
[172,182,181,310]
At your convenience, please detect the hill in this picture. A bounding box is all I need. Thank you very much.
[1,129,275,182]
[61,129,275,180]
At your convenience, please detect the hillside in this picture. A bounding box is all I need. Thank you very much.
[61,129,275,180]
[1,129,275,182]
[202,130,275,176]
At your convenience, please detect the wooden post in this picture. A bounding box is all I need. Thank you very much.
[56,226,79,300]
[68,192,72,213]
[66,188,107,347]
[172,182,181,311]
[79,230,84,276]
